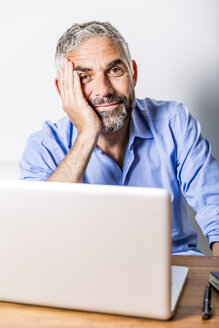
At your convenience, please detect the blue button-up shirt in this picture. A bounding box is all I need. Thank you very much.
[19,98,219,253]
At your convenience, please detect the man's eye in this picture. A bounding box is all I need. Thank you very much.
[80,74,90,82]
[109,67,123,76]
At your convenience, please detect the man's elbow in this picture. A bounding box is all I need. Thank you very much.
[212,242,219,256]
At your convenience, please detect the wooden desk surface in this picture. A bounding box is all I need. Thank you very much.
[0,255,219,328]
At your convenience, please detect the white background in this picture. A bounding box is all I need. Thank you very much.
[0,0,218,254]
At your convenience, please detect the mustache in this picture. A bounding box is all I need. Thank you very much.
[88,94,127,107]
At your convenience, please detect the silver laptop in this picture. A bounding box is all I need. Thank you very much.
[0,180,188,320]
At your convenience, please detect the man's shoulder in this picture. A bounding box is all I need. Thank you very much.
[27,116,73,145]
[135,97,184,122]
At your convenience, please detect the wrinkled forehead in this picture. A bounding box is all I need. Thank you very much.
[66,37,128,69]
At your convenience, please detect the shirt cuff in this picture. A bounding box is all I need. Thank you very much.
[209,237,219,250]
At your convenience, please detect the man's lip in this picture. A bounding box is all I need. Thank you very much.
[94,102,118,109]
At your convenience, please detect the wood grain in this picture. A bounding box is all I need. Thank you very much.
[0,256,219,328]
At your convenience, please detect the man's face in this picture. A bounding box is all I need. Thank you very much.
[66,37,137,133]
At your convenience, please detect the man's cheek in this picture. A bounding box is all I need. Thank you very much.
[114,79,131,94]
[81,84,90,99]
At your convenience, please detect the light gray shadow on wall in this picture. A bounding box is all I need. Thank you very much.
[192,66,219,161]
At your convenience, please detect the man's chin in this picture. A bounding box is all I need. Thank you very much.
[101,116,129,133]
[99,105,130,133]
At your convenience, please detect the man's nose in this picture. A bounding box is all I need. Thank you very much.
[92,74,113,97]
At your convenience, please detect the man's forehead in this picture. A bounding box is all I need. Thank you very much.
[66,37,127,67]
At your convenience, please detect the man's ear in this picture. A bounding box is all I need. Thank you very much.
[132,60,138,86]
[54,78,61,97]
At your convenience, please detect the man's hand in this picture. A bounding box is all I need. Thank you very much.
[58,58,102,136]
[48,58,102,183]
[212,242,219,256]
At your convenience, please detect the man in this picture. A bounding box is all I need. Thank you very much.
[19,21,219,255]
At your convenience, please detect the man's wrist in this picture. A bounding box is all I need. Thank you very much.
[77,128,100,145]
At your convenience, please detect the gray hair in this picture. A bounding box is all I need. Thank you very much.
[55,21,133,76]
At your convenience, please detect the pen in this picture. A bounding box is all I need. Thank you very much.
[202,283,213,320]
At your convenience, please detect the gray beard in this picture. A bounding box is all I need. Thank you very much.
[89,89,136,133]
[98,103,130,133]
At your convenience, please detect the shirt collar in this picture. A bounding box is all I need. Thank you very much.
[129,99,154,146]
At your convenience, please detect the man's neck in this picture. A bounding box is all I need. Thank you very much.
[97,119,130,171]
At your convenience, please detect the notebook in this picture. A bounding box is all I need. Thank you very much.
[0,180,188,320]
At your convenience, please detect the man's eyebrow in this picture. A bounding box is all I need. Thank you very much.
[106,59,128,69]
[74,66,93,72]
[73,59,128,72]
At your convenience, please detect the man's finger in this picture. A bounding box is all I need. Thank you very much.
[58,67,64,98]
[63,58,69,101]
[73,70,84,101]
[67,60,74,104]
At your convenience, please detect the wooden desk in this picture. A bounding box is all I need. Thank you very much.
[0,256,219,328]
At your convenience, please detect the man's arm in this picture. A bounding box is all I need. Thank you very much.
[48,132,98,183]
[212,242,219,256]
[48,58,101,183]
[173,104,219,256]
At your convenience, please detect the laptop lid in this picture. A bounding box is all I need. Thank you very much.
[0,180,180,319]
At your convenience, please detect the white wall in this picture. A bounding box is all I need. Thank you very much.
[0,0,218,254]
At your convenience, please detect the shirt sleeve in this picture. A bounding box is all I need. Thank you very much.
[19,134,58,181]
[175,104,219,248]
